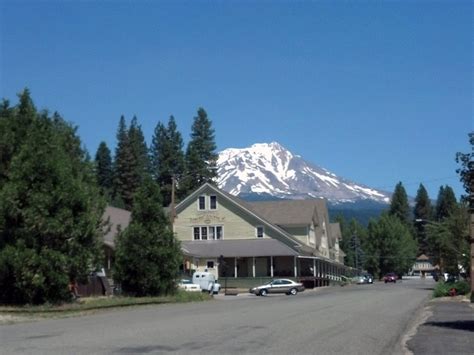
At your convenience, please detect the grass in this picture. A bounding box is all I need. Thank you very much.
[0,291,211,317]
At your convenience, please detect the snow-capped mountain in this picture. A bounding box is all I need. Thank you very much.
[216,142,391,204]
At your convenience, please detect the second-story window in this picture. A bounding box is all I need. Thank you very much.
[198,196,206,210]
[210,195,217,210]
[256,226,264,238]
[193,226,223,240]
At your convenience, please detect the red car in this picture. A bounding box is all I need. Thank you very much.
[384,273,397,283]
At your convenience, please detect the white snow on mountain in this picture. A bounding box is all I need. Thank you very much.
[216,142,391,204]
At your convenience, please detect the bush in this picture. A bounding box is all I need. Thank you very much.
[433,280,470,298]
[0,245,70,305]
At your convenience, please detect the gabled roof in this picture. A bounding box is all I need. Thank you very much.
[329,222,342,246]
[246,199,327,226]
[102,206,131,249]
[175,183,302,248]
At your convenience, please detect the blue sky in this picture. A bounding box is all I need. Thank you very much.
[1,1,472,199]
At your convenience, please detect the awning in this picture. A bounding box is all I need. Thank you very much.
[181,239,299,258]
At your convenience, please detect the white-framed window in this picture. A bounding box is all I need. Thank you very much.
[206,260,215,269]
[198,196,206,210]
[192,226,223,240]
[210,195,217,210]
[256,226,264,238]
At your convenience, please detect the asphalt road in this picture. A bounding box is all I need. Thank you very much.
[0,279,434,355]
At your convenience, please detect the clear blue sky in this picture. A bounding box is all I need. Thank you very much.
[1,1,472,199]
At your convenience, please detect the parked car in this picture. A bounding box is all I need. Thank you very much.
[383,273,397,283]
[178,279,201,292]
[249,279,305,296]
[363,274,374,284]
[192,271,221,294]
[354,275,367,284]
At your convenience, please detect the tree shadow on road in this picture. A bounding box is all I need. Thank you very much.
[424,320,474,332]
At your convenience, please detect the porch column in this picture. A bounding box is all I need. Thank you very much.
[234,257,237,278]
[252,257,256,278]
[270,256,274,277]
[107,250,111,270]
[294,256,297,277]
[313,259,316,277]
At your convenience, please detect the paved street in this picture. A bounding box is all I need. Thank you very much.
[0,279,434,355]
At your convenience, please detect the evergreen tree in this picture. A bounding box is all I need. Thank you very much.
[0,89,37,185]
[184,108,218,194]
[114,177,182,296]
[434,185,457,221]
[113,116,135,209]
[366,213,417,278]
[95,141,113,193]
[128,115,150,179]
[0,93,105,305]
[455,131,474,200]
[427,204,469,275]
[150,116,185,206]
[389,182,411,225]
[413,184,432,254]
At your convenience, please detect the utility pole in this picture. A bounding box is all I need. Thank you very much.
[170,174,176,225]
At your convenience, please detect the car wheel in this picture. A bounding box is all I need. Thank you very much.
[289,288,298,296]
[384,281,387,283]
[259,289,268,296]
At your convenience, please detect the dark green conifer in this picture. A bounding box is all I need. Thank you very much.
[435,185,457,221]
[413,184,432,253]
[114,177,182,296]
[184,108,218,193]
[95,141,113,193]
[389,182,411,225]
[150,116,185,206]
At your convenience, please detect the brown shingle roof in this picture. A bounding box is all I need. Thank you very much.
[102,206,131,249]
[246,199,327,226]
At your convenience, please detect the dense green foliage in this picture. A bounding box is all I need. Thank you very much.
[150,116,185,206]
[455,131,473,198]
[183,108,218,194]
[0,89,105,305]
[95,141,113,193]
[426,205,469,276]
[433,280,470,298]
[434,185,457,221]
[413,184,432,254]
[335,216,367,270]
[389,182,411,225]
[114,178,182,296]
[365,213,418,277]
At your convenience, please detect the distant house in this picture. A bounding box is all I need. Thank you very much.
[174,183,347,285]
[409,254,436,277]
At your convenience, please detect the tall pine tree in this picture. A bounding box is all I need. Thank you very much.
[434,185,457,221]
[184,108,218,194]
[150,116,185,206]
[95,141,113,194]
[114,177,182,296]
[413,183,432,254]
[389,182,411,225]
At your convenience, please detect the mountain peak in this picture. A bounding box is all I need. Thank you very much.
[217,143,391,204]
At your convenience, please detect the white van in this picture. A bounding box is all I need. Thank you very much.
[192,271,221,294]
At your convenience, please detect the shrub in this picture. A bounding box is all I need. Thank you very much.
[433,280,471,298]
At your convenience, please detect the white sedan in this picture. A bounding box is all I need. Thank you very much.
[178,279,201,292]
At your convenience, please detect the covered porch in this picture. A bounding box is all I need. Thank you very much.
[180,239,349,288]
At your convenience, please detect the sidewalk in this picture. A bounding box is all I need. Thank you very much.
[406,296,474,354]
